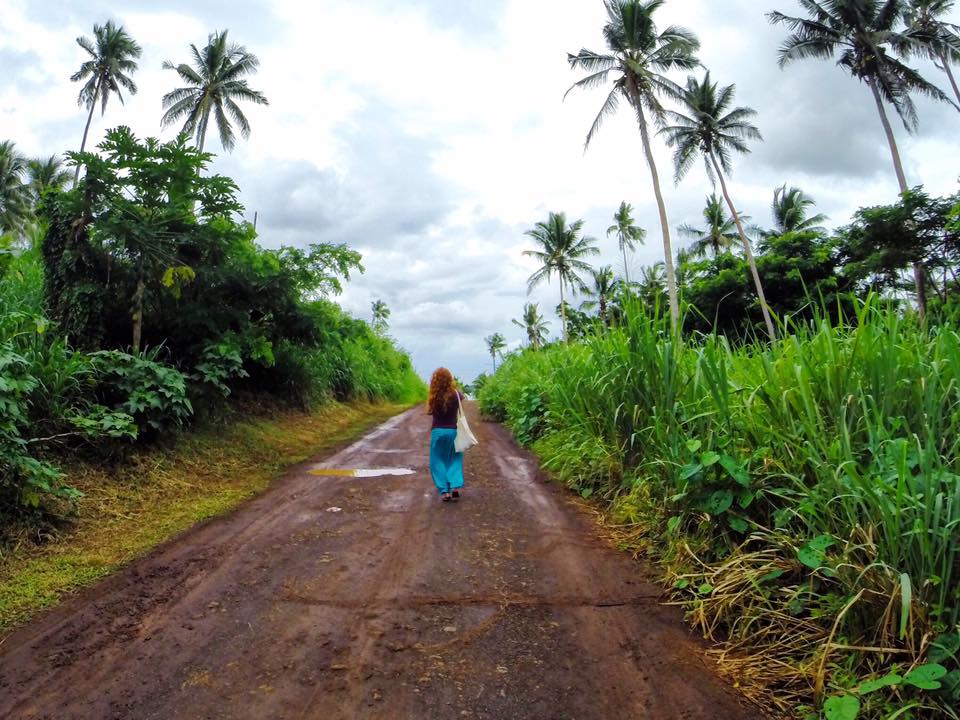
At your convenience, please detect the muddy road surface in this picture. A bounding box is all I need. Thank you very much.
[0,406,756,719]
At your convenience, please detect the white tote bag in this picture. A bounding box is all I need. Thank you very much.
[454,393,479,453]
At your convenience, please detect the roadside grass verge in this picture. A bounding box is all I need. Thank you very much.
[478,298,960,719]
[0,401,407,634]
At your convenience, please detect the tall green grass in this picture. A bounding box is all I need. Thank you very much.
[480,297,960,717]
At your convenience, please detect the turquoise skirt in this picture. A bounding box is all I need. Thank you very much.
[429,428,464,494]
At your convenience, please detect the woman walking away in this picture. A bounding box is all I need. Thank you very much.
[428,368,465,502]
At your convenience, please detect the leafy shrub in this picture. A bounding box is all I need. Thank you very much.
[91,350,193,435]
[0,344,63,508]
[190,340,249,399]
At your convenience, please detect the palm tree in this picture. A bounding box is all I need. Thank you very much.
[769,184,829,235]
[661,71,776,340]
[636,261,667,305]
[162,31,269,153]
[70,21,142,183]
[679,194,742,258]
[0,141,29,236]
[523,212,600,342]
[371,299,391,334]
[769,1,954,317]
[581,266,621,324]
[567,0,700,331]
[768,1,952,194]
[485,333,507,372]
[899,0,960,106]
[26,156,71,206]
[512,303,551,349]
[607,202,646,283]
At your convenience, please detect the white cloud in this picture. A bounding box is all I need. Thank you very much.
[3,0,959,381]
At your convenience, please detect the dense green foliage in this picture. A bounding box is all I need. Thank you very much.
[586,188,959,341]
[480,298,960,717]
[480,302,960,708]
[0,128,423,520]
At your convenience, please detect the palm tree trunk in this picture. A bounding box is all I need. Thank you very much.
[868,77,928,319]
[559,277,568,342]
[709,153,777,341]
[868,78,909,193]
[74,79,101,185]
[626,79,679,331]
[940,52,960,107]
[622,245,630,285]
[197,108,211,153]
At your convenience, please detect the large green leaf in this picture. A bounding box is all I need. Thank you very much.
[823,694,860,720]
[797,535,835,570]
[928,631,960,664]
[701,489,733,515]
[941,670,960,701]
[719,454,750,487]
[857,673,902,694]
[727,515,748,533]
[701,450,721,467]
[903,663,947,690]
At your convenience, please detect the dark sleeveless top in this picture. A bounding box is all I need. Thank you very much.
[431,391,463,430]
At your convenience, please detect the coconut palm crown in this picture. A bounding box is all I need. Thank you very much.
[898,0,960,105]
[0,141,30,236]
[768,1,953,136]
[485,333,507,372]
[161,30,269,153]
[512,303,551,350]
[770,184,829,235]
[581,266,621,324]
[679,194,742,258]
[70,20,142,181]
[523,212,599,342]
[27,156,72,205]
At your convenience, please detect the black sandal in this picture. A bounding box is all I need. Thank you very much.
[451,490,461,500]
[441,493,452,502]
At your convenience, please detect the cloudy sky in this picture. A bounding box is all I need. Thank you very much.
[2,0,959,380]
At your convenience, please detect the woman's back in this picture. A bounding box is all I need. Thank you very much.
[430,390,462,429]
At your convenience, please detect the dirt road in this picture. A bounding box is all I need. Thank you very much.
[0,406,755,719]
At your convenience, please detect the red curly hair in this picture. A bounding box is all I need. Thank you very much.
[428,367,457,415]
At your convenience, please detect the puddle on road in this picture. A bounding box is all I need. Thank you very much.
[309,467,415,479]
